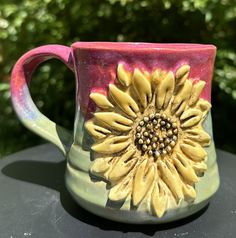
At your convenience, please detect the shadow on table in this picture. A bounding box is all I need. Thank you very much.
[1,160,208,236]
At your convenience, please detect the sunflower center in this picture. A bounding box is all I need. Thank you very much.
[134,113,178,159]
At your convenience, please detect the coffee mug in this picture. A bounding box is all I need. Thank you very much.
[11,42,219,224]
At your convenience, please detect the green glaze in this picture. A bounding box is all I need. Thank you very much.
[11,43,219,224]
[65,112,220,224]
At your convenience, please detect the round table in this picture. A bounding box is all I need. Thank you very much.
[0,144,235,238]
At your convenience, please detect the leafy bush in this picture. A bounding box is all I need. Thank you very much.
[1,0,236,157]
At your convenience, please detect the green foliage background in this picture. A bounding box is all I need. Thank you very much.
[1,0,236,158]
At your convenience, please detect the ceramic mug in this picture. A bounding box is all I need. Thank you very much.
[11,42,219,224]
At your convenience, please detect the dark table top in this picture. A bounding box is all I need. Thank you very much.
[0,144,235,238]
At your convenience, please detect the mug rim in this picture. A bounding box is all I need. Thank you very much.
[71,41,216,51]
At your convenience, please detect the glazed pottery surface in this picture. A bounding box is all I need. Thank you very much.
[11,42,219,224]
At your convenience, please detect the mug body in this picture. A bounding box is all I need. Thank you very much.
[66,42,219,223]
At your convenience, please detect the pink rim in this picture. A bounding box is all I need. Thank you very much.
[71,42,216,51]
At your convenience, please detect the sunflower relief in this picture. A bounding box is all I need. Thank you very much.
[85,63,211,218]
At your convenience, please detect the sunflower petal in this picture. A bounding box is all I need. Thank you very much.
[109,175,133,201]
[132,68,152,109]
[132,160,155,206]
[85,119,111,139]
[90,157,113,176]
[95,112,133,132]
[180,139,207,162]
[144,70,151,80]
[151,182,168,218]
[91,135,130,154]
[158,160,183,203]
[188,81,206,106]
[173,153,199,184]
[109,84,139,118]
[171,80,192,116]
[151,69,163,87]
[196,99,211,118]
[191,161,207,174]
[117,63,132,87]
[182,183,196,201]
[185,128,211,146]
[175,65,190,88]
[90,92,114,109]
[156,71,175,110]
[108,149,136,182]
[180,108,202,128]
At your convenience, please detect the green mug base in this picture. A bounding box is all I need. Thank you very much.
[65,160,219,224]
[65,113,220,224]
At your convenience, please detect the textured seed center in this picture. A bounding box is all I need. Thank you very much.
[135,113,178,159]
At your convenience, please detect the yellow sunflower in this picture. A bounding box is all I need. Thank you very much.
[85,63,211,217]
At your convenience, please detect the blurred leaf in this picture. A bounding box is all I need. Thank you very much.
[1,0,236,156]
[0,82,10,92]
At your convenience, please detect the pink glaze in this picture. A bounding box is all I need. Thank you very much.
[11,45,74,120]
[11,42,216,122]
[72,42,216,118]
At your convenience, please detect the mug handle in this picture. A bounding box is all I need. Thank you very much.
[11,45,74,156]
